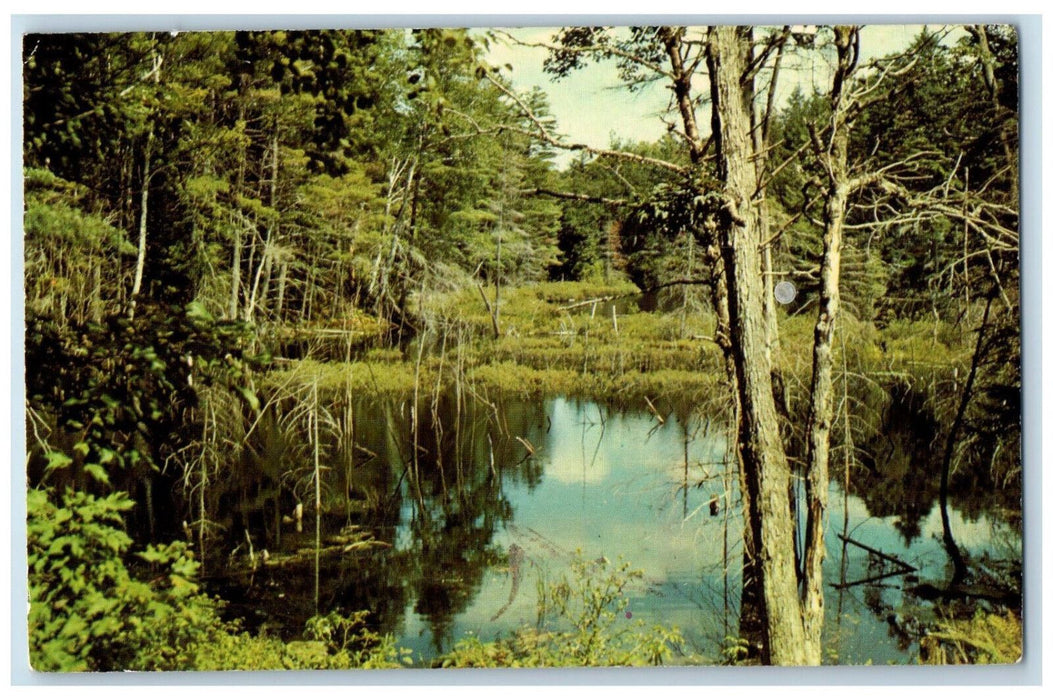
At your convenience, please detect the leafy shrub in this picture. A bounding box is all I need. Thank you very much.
[303,610,412,669]
[26,300,263,493]
[190,613,411,671]
[187,628,295,671]
[27,487,224,671]
[28,486,411,672]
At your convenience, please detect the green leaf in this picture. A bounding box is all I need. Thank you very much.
[83,463,110,485]
[186,300,214,324]
[169,574,198,595]
[45,451,73,470]
[138,547,165,564]
[239,386,261,412]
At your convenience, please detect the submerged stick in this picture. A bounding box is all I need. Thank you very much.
[831,566,915,590]
[644,396,665,425]
[836,533,917,572]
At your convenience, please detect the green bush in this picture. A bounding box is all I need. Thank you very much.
[190,612,411,671]
[302,610,412,669]
[27,487,224,671]
[28,486,412,672]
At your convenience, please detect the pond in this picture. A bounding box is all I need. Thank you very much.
[205,393,1021,666]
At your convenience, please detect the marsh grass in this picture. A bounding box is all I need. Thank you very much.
[436,553,686,668]
[263,281,997,488]
[267,282,725,404]
[919,610,1022,665]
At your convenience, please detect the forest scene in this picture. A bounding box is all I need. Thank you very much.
[21,24,1021,671]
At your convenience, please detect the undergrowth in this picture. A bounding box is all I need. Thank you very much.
[436,552,685,668]
[919,610,1022,665]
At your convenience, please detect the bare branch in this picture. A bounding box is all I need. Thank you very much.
[743,27,790,82]
[658,26,706,161]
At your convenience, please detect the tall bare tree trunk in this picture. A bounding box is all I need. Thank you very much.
[707,25,808,665]
[128,49,163,321]
[91,252,103,323]
[799,26,857,658]
[230,215,242,319]
[494,228,502,333]
[275,261,288,320]
[939,294,994,584]
[752,28,789,364]
[248,131,280,322]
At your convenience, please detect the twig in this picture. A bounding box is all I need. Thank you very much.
[836,533,917,572]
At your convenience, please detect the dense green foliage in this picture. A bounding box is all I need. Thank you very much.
[27,486,409,671]
[919,610,1022,664]
[28,486,221,671]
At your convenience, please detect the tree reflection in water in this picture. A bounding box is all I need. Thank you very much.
[197,390,1018,665]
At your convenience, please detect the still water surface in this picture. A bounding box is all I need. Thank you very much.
[214,395,1019,665]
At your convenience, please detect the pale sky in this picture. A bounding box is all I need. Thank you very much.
[485,25,963,169]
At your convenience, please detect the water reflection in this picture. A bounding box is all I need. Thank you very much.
[203,392,1020,665]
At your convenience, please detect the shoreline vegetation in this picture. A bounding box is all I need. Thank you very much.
[267,280,974,405]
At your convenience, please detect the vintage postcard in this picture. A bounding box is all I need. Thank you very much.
[22,23,1021,671]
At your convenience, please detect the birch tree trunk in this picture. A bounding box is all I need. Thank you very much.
[128,49,162,321]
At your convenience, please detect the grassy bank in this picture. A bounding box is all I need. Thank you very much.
[261,279,1023,494]
[265,280,726,407]
[265,280,978,422]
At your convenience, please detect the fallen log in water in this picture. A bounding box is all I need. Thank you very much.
[837,533,917,572]
[261,540,393,571]
[906,582,1021,606]
[220,530,392,577]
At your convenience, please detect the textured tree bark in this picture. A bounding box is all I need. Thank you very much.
[801,120,846,664]
[705,230,767,661]
[660,27,706,161]
[707,26,808,666]
[800,25,858,663]
[752,30,789,366]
